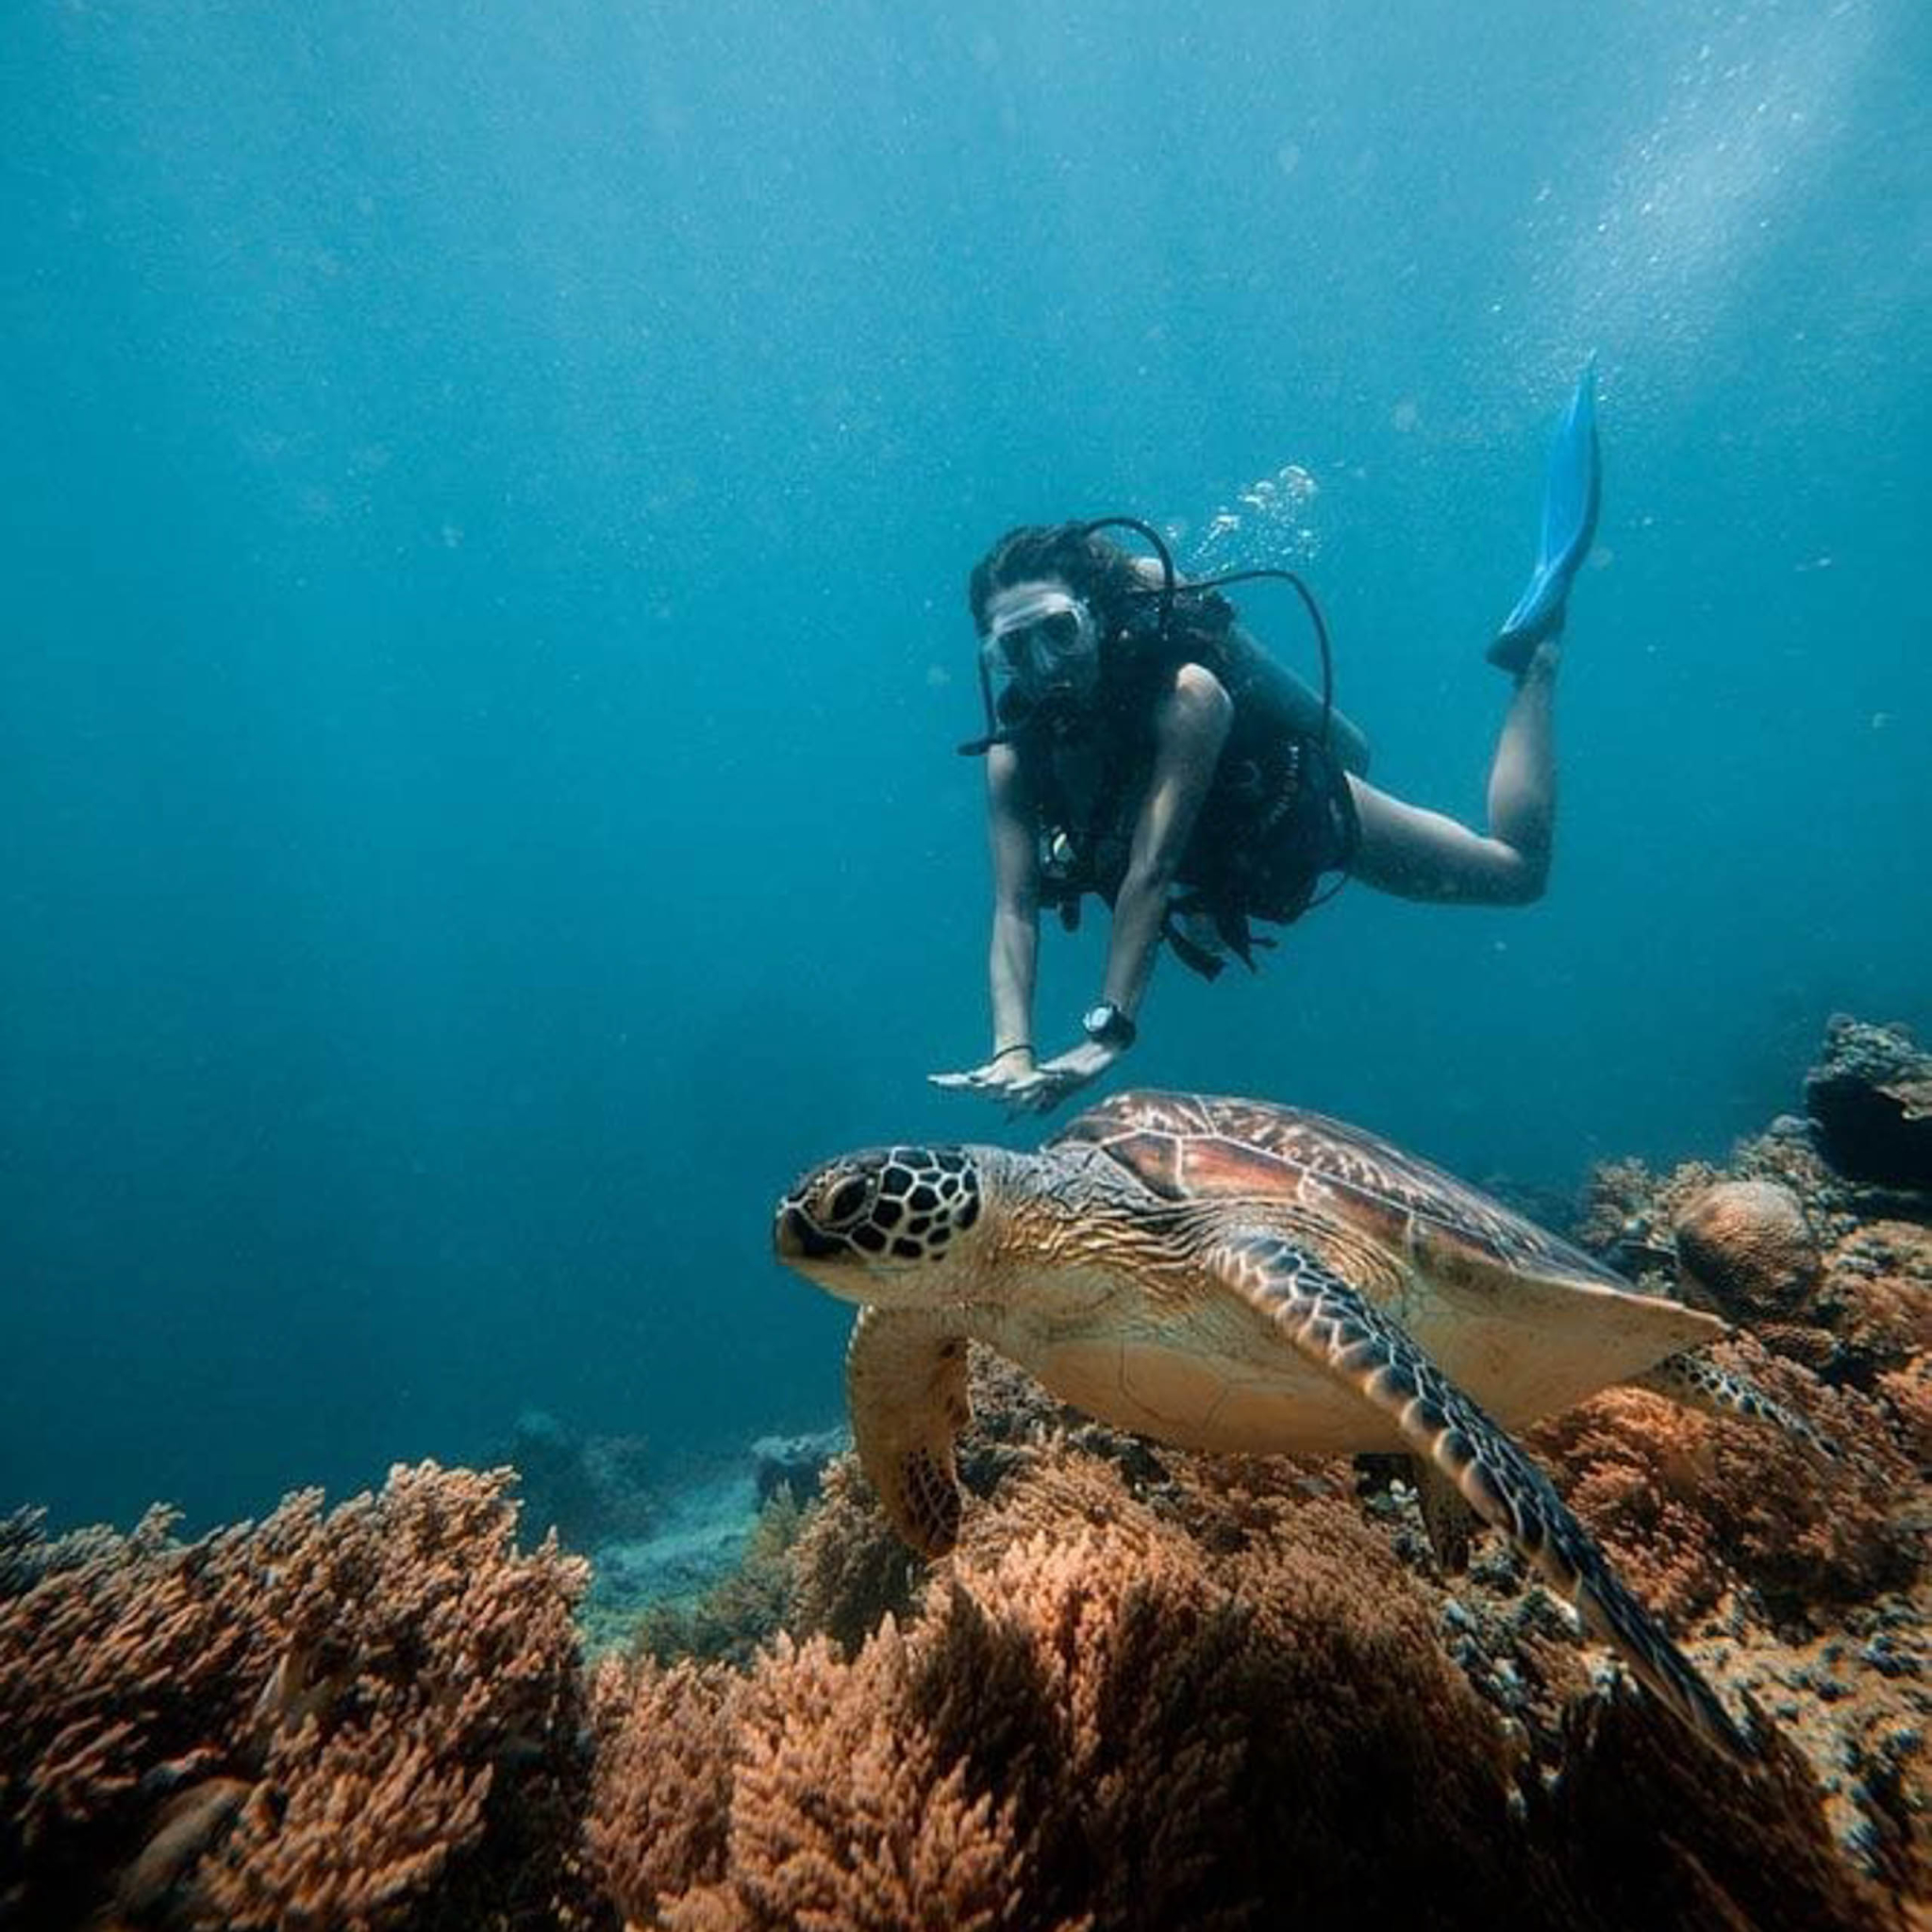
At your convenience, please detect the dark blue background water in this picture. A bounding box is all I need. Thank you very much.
[4,0,1926,1529]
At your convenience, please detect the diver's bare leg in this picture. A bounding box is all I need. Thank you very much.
[1487,641,1558,866]
[1345,642,1557,904]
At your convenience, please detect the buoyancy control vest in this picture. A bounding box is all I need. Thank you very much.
[1014,613,1369,977]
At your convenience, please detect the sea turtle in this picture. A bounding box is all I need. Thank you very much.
[775,1090,1825,1761]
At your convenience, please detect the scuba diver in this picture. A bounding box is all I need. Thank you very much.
[930,362,1601,1115]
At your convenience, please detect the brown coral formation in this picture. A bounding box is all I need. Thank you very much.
[0,1462,599,1930]
[587,1657,738,1924]
[594,1454,1531,1931]
[783,1453,923,1658]
[1674,1177,1822,1320]
[1556,1037,1931,1916]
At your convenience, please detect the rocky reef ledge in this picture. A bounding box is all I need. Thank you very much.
[2,1020,1926,1930]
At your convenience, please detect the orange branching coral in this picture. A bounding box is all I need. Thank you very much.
[958,1344,1070,1452]
[192,1463,595,1931]
[1754,1319,1842,1374]
[1816,1222,1932,1374]
[956,1345,1173,1501]
[935,1511,1256,1931]
[0,1505,264,1918]
[780,1456,921,1659]
[588,1417,1909,1931]
[1059,1479,1525,1929]
[661,1625,1064,1932]
[587,1655,739,1928]
[1532,1390,1735,1624]
[948,1443,1170,1564]
[0,1462,599,1932]
[786,1343,1147,1660]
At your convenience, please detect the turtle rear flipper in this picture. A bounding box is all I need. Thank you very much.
[1208,1228,1757,1764]
[1627,1350,1840,1461]
[846,1307,973,1557]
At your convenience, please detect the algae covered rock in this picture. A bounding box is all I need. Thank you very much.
[1807,1015,1932,1191]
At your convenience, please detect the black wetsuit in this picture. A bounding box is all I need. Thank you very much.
[1011,612,1360,974]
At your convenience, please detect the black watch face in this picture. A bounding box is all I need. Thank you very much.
[1084,1003,1118,1041]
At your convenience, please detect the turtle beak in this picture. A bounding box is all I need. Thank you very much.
[774,1201,843,1265]
[774,1203,882,1307]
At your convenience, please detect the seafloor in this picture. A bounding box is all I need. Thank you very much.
[2,1019,1926,1930]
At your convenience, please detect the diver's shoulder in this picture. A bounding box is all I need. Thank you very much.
[1164,659,1235,731]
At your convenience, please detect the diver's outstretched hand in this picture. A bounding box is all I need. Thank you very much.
[928,1051,1041,1108]
[930,1040,1124,1117]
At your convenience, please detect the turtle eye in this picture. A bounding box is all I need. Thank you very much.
[814,1172,875,1229]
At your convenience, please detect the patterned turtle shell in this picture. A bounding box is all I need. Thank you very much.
[1052,1089,1640,1297]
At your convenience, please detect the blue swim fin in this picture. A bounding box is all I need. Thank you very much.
[1489,358,1601,673]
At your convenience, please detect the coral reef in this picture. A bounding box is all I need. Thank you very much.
[1554,1024,1931,1913]
[595,1454,1529,1931]
[0,1463,601,1931]
[1577,1016,1932,1278]
[783,1455,923,1659]
[8,1015,1927,1929]
[1525,1342,1915,1624]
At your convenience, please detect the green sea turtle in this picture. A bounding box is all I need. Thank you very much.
[775,1090,1825,1761]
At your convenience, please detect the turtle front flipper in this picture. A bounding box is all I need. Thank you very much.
[1626,1350,1840,1460]
[1208,1229,1756,1762]
[845,1306,973,1557]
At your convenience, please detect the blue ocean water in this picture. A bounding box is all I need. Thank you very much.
[2,0,1925,1532]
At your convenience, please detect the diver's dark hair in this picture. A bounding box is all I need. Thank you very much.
[958,514,1333,758]
[968,522,1234,658]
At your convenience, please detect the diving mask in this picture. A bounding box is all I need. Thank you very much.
[984,586,1101,710]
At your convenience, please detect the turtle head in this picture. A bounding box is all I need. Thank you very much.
[774,1142,1005,1304]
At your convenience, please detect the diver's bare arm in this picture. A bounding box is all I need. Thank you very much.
[1345,641,1557,905]
[1103,664,1232,1018]
[987,745,1041,1058]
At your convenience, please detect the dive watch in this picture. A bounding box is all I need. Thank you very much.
[1081,1001,1138,1050]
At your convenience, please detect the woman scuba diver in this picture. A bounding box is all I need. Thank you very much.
[930,362,1599,1116]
